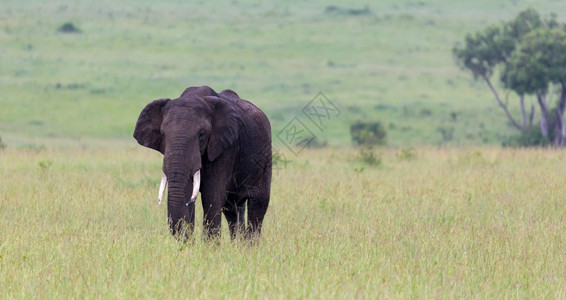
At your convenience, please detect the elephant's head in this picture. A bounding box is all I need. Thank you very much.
[133,87,242,237]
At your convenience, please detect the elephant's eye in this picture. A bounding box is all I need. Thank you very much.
[199,129,206,138]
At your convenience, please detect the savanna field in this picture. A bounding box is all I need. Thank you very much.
[1,147,565,298]
[1,0,566,298]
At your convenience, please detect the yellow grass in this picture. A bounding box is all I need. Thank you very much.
[0,146,564,298]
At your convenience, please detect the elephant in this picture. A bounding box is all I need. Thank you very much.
[133,86,272,240]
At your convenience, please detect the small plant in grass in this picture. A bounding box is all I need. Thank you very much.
[38,159,53,170]
[272,150,291,170]
[0,136,5,150]
[357,146,381,167]
[397,147,416,161]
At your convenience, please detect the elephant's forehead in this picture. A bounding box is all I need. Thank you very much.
[162,104,212,128]
[165,99,211,115]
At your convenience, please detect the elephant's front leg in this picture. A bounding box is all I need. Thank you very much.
[200,152,237,239]
[223,197,246,239]
[183,203,196,237]
[200,181,227,239]
[200,197,223,239]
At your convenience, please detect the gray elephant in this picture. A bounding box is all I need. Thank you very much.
[134,86,272,239]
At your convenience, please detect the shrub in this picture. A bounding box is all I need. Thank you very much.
[437,126,454,143]
[58,22,81,33]
[350,121,387,146]
[503,108,560,147]
[38,159,53,170]
[357,146,381,167]
[502,125,549,147]
[450,111,459,122]
[397,147,416,161]
[324,5,371,16]
[420,108,433,116]
[272,149,290,170]
[0,136,5,150]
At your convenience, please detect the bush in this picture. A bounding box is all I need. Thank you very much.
[272,149,291,170]
[58,22,81,33]
[324,5,371,16]
[357,146,381,167]
[350,121,387,146]
[437,126,454,143]
[503,108,559,147]
[397,147,416,161]
[38,159,54,170]
[502,125,549,147]
[0,136,5,150]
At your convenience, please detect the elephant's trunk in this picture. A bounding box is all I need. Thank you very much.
[164,170,200,206]
[161,140,201,237]
[167,175,192,237]
[165,165,201,236]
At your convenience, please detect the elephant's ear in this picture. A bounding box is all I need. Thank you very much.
[133,98,170,153]
[203,96,243,162]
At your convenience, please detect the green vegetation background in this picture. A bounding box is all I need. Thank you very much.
[3,0,566,148]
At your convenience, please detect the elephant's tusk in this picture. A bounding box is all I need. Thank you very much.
[158,173,167,205]
[188,170,200,206]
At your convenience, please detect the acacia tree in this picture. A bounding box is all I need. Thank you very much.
[502,28,566,146]
[453,8,566,146]
[453,8,545,132]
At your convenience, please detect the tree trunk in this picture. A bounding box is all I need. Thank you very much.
[553,84,566,147]
[529,103,535,127]
[482,74,522,131]
[520,95,527,129]
[537,93,549,139]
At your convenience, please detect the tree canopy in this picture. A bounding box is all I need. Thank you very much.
[503,28,566,95]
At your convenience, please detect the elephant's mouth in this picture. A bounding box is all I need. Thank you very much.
[157,170,201,206]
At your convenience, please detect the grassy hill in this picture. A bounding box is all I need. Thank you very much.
[2,0,566,148]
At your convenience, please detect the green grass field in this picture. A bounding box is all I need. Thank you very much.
[3,0,566,147]
[1,0,566,298]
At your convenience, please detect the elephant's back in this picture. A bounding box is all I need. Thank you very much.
[218,89,271,139]
[234,100,271,137]
[231,96,272,195]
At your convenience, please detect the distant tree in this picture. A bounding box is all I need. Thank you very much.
[502,28,566,146]
[453,8,545,132]
[453,25,520,130]
[453,8,566,146]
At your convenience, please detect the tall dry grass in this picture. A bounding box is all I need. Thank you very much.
[0,146,564,298]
